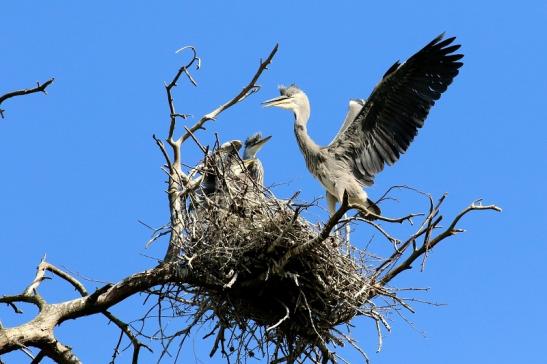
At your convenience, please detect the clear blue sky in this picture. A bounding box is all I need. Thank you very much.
[1,1,546,363]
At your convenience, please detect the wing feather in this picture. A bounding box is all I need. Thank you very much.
[328,99,366,145]
[326,34,463,186]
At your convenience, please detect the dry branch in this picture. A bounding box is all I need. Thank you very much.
[0,78,54,118]
[180,44,278,144]
[158,44,279,262]
[0,260,194,359]
[378,199,501,287]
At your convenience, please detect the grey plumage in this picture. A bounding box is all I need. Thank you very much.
[240,133,272,186]
[203,140,242,195]
[190,134,272,213]
[190,140,242,211]
[263,34,463,217]
[329,99,366,146]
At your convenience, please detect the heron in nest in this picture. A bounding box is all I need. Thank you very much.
[192,135,271,212]
[263,34,463,218]
[190,139,242,211]
[202,139,243,196]
[235,133,272,187]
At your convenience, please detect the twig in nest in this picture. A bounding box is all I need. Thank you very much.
[266,300,290,332]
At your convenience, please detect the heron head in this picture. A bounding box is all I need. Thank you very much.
[218,139,242,156]
[262,84,308,112]
[243,133,272,159]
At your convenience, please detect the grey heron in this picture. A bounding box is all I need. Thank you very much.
[191,139,242,210]
[263,34,463,218]
[238,133,272,186]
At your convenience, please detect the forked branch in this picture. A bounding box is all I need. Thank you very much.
[378,199,501,286]
[0,260,192,362]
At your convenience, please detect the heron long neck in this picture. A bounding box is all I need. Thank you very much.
[242,149,254,160]
[293,104,320,171]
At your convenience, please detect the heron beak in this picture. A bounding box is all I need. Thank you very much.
[258,135,272,145]
[262,96,289,108]
[251,135,272,153]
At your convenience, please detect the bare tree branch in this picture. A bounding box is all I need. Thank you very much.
[0,78,54,118]
[103,310,152,364]
[180,44,279,144]
[35,340,81,364]
[24,259,86,296]
[0,294,42,311]
[163,46,201,172]
[30,350,46,364]
[0,261,193,357]
[159,46,201,262]
[378,200,501,286]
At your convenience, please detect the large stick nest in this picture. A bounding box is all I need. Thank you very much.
[174,150,383,363]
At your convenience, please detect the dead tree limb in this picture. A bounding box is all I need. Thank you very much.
[181,44,279,144]
[0,78,54,118]
[0,261,191,359]
[378,199,502,286]
[159,44,279,262]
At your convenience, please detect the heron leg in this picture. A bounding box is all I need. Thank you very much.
[342,188,380,220]
[325,191,337,216]
[325,190,342,243]
[343,212,351,256]
[353,200,381,221]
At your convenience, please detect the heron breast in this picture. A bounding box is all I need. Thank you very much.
[315,161,352,197]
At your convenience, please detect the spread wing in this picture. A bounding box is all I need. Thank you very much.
[326,34,463,186]
[328,99,366,145]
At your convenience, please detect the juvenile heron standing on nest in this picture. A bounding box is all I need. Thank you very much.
[238,133,272,187]
[191,140,242,211]
[203,140,243,195]
[263,34,463,218]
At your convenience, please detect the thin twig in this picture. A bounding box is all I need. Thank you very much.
[104,310,153,364]
[152,134,173,171]
[266,300,290,332]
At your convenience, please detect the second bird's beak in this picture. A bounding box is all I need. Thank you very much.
[258,135,272,146]
[262,96,289,108]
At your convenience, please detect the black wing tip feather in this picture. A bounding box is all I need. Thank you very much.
[409,34,464,78]
[432,32,446,44]
[437,36,457,47]
[421,33,462,56]
[382,60,401,79]
[385,33,463,80]
[421,32,450,50]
